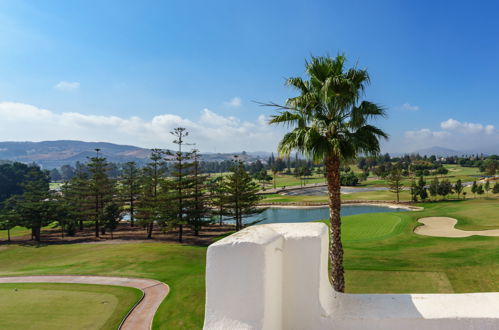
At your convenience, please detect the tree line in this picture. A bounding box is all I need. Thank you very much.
[0,128,262,242]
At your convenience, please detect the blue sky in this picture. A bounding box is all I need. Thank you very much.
[0,0,498,153]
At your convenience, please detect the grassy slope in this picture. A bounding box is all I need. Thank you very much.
[0,283,141,330]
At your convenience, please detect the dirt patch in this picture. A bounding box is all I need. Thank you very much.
[0,223,235,246]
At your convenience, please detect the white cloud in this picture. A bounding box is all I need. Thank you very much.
[401,103,419,111]
[440,118,496,135]
[404,128,449,139]
[0,102,282,152]
[54,81,80,92]
[224,97,242,107]
[402,118,499,152]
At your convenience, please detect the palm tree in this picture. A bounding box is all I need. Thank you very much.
[267,55,388,292]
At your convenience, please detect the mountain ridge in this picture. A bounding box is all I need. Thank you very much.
[0,140,271,168]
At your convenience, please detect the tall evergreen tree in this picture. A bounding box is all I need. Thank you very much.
[5,166,53,242]
[187,150,211,236]
[223,159,262,231]
[87,149,116,237]
[166,128,195,243]
[208,176,227,226]
[136,149,165,239]
[120,162,141,227]
[61,166,92,231]
[388,167,403,203]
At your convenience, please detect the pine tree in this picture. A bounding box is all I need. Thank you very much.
[102,203,122,239]
[492,182,499,194]
[208,176,227,226]
[454,179,464,199]
[471,181,478,198]
[429,177,439,201]
[223,159,262,231]
[120,162,141,227]
[476,184,485,198]
[87,149,116,237]
[187,150,211,236]
[136,149,165,239]
[61,166,92,232]
[166,128,196,243]
[5,166,53,242]
[388,167,403,203]
[484,180,491,196]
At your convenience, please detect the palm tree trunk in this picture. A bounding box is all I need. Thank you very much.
[325,154,345,292]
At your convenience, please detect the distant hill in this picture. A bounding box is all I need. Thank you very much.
[412,146,463,157]
[0,140,271,169]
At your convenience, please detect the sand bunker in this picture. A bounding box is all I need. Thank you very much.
[415,217,499,238]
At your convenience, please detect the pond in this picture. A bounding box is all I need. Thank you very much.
[236,205,406,225]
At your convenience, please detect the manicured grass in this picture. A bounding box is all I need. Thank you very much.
[0,197,498,328]
[0,243,206,329]
[342,198,499,293]
[0,283,141,330]
[1,223,58,240]
[342,213,404,242]
[0,226,31,240]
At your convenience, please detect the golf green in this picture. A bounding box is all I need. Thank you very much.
[0,283,141,330]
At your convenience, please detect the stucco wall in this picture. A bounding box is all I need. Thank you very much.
[204,223,499,330]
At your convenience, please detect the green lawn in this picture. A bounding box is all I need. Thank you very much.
[0,226,31,240]
[342,198,499,293]
[0,243,206,330]
[0,283,141,330]
[0,198,498,328]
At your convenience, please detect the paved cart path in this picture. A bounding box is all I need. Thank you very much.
[0,275,169,330]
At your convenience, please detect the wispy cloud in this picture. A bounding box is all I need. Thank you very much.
[0,102,282,152]
[54,81,80,92]
[401,103,419,111]
[224,97,242,108]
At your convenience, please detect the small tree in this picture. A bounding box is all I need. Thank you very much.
[410,178,418,202]
[429,178,439,201]
[492,182,499,194]
[420,188,429,201]
[0,208,17,242]
[5,167,54,242]
[271,165,279,189]
[223,160,262,231]
[484,181,491,197]
[388,168,403,203]
[476,184,485,198]
[438,179,453,200]
[120,162,141,227]
[102,203,123,239]
[471,181,478,198]
[208,177,227,226]
[454,179,463,199]
[187,150,211,236]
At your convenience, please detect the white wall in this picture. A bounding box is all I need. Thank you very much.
[204,223,499,330]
